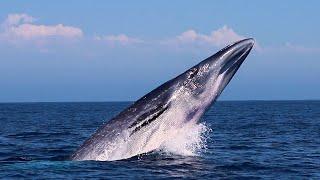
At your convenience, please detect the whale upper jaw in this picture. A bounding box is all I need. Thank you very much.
[213,38,254,93]
[204,38,254,78]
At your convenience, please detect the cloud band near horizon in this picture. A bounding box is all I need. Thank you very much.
[0,13,319,54]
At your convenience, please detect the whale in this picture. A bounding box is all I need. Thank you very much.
[71,38,254,161]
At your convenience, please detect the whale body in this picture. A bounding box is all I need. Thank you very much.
[71,38,254,161]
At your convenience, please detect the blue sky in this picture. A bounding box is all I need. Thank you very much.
[0,1,319,102]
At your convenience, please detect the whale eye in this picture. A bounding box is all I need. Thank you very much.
[188,68,199,79]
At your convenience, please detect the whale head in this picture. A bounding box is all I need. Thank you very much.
[167,38,254,122]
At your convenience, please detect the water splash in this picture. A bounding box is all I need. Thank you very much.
[92,121,211,161]
[158,122,210,156]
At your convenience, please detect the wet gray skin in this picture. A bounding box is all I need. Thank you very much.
[71,38,254,160]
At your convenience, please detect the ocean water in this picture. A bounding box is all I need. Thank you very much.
[0,101,319,179]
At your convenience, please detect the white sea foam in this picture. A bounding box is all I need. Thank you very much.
[158,122,210,156]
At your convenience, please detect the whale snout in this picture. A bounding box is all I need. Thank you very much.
[218,38,254,74]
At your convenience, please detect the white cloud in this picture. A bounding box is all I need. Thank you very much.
[5,15,315,55]
[94,34,143,45]
[2,13,35,27]
[284,42,320,53]
[168,26,245,47]
[259,42,320,54]
[1,13,83,41]
[7,23,83,39]
[162,26,265,52]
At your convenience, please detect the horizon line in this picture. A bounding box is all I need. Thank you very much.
[0,99,319,104]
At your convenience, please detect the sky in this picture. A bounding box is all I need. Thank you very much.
[0,1,319,102]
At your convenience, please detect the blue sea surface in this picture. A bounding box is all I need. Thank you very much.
[0,101,319,179]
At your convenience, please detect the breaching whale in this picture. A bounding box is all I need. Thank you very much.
[71,38,254,161]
